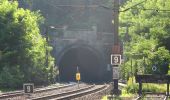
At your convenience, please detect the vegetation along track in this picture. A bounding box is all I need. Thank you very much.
[0,83,76,100]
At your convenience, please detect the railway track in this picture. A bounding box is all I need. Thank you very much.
[134,94,169,100]
[0,83,111,100]
[32,84,110,100]
[0,83,76,100]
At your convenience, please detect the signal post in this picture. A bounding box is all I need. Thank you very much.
[76,66,81,88]
[111,0,121,95]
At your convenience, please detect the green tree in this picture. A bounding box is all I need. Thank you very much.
[120,0,170,77]
[0,0,56,88]
[147,47,170,74]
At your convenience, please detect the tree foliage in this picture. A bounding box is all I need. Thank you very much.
[120,0,170,77]
[0,0,57,88]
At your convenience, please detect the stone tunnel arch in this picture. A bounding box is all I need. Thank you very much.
[56,43,106,83]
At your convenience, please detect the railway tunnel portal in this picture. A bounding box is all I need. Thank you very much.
[58,44,105,82]
[51,27,115,83]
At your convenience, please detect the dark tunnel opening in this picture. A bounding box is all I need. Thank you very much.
[58,46,105,83]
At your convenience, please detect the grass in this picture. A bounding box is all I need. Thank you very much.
[126,77,170,93]
[102,95,122,100]
[121,88,136,97]
[102,77,170,100]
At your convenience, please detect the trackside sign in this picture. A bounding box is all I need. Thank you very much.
[111,54,121,65]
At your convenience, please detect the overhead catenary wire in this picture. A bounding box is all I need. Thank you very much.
[120,0,147,12]
[140,8,170,12]
[100,0,170,13]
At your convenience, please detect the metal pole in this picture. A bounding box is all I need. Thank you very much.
[143,56,146,73]
[131,58,133,83]
[77,66,79,72]
[113,0,119,46]
[78,80,79,88]
[167,81,169,96]
[139,80,142,96]
[45,27,49,67]
[0,51,2,61]
[77,66,79,88]
[112,0,120,95]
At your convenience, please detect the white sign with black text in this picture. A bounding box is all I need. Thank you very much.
[23,83,34,94]
[111,54,121,65]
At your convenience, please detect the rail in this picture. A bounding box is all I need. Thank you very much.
[55,84,109,100]
[32,85,95,100]
[134,94,169,100]
[74,84,111,100]
[0,83,75,99]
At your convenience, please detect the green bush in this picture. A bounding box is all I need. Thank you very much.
[0,67,23,88]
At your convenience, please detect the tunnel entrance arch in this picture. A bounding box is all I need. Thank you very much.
[57,43,106,83]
